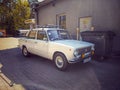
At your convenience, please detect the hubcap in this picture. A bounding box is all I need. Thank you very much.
[55,56,64,68]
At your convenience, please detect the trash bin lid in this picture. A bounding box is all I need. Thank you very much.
[81,31,115,37]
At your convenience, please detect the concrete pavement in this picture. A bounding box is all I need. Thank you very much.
[0,37,18,50]
[0,37,25,90]
[0,63,25,90]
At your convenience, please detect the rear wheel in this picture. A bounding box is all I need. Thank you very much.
[22,47,29,57]
[54,53,68,71]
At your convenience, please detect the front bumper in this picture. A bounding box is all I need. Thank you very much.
[68,51,94,63]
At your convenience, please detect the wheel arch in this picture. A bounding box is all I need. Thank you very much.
[53,51,67,61]
[53,51,69,70]
[22,45,26,49]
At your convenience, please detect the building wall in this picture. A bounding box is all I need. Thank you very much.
[92,0,120,34]
[38,0,120,35]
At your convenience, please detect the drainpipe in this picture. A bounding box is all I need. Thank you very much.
[77,28,80,40]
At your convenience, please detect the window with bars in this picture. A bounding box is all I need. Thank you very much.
[56,14,66,29]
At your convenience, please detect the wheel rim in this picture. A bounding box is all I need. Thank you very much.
[23,48,27,56]
[55,56,64,68]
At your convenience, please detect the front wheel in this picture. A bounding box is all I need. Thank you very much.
[22,47,29,57]
[54,53,68,71]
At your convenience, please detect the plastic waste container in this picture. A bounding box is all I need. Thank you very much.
[81,31,115,58]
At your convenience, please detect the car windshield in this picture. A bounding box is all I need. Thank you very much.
[47,30,71,41]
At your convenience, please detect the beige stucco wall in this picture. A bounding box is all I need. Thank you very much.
[37,0,120,36]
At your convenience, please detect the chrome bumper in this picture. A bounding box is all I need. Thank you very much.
[68,51,94,63]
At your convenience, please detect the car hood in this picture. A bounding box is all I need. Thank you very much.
[53,40,94,49]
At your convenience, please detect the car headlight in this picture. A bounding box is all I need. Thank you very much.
[74,49,79,57]
[91,46,95,51]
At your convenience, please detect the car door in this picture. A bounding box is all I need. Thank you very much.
[26,30,37,54]
[34,30,49,58]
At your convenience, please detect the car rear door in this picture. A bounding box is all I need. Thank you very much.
[26,30,37,54]
[34,30,49,58]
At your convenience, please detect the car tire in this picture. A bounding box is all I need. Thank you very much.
[22,47,29,57]
[54,53,68,71]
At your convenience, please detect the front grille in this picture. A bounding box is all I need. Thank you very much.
[78,46,91,55]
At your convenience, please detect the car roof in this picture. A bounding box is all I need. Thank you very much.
[21,25,65,32]
[32,24,65,31]
[33,27,64,31]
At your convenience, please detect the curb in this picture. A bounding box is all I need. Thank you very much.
[0,63,25,90]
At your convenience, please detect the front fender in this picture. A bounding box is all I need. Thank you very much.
[48,43,74,61]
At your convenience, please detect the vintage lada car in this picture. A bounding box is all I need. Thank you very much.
[18,25,94,70]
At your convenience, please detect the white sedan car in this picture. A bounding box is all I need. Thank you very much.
[19,27,94,70]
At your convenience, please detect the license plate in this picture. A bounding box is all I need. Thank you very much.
[83,57,91,63]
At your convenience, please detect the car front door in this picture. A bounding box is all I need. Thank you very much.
[34,30,49,58]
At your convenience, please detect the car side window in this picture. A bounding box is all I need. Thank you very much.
[28,30,36,39]
[37,31,47,41]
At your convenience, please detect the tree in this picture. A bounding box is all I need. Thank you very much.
[0,0,13,29]
[12,0,31,30]
[0,0,31,35]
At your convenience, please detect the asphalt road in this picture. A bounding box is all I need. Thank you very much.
[0,37,120,90]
